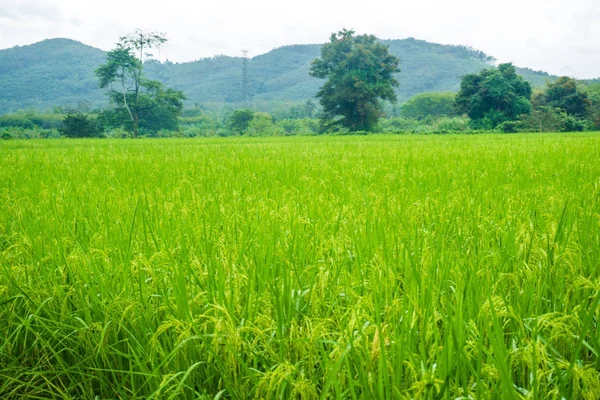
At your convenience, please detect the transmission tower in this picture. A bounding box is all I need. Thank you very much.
[242,50,249,108]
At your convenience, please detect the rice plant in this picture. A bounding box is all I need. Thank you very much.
[1,133,599,399]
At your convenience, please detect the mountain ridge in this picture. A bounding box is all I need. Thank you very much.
[0,37,561,113]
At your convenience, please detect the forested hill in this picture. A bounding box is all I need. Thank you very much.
[0,37,557,113]
[0,39,107,112]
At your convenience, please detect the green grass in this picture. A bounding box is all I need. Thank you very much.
[1,133,599,399]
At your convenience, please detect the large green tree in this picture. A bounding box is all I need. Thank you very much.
[310,29,400,132]
[455,63,532,128]
[95,30,185,137]
[533,77,591,118]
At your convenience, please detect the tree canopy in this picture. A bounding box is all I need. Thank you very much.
[533,77,591,118]
[455,63,532,128]
[60,112,102,138]
[585,83,600,130]
[226,109,255,134]
[310,29,400,131]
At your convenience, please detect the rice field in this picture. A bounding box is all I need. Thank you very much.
[1,133,599,399]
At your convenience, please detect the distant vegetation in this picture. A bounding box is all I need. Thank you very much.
[2,70,599,138]
[0,37,567,114]
[1,31,600,138]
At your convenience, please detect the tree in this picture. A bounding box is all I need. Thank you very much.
[60,112,102,138]
[304,99,317,118]
[518,106,586,132]
[95,30,185,137]
[455,63,532,128]
[585,83,600,130]
[533,77,591,118]
[246,113,281,136]
[310,29,400,132]
[401,92,456,119]
[226,109,255,134]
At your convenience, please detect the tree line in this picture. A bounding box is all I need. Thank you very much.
[310,30,598,134]
[2,29,599,139]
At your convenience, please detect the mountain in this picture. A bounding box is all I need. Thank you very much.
[0,37,558,113]
[0,39,107,112]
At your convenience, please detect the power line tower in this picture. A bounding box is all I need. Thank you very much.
[241,50,249,108]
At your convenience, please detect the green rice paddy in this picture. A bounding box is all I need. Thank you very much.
[1,134,599,399]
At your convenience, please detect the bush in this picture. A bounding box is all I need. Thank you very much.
[60,113,102,138]
[498,121,518,133]
[179,114,220,137]
[434,117,470,133]
[400,92,456,119]
[246,113,281,136]
[217,128,232,137]
[0,112,64,130]
[276,119,319,136]
[379,116,471,134]
[104,128,129,139]
[226,109,255,135]
[562,115,586,132]
[1,127,59,139]
[518,106,589,132]
[278,119,302,135]
[379,117,421,133]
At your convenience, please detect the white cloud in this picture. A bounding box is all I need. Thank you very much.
[0,0,598,78]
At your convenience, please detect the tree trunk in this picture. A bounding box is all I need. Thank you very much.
[133,113,139,138]
[122,89,136,138]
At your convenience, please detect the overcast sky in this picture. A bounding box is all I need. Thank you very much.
[1,0,598,78]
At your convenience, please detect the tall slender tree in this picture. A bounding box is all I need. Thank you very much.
[95,30,184,138]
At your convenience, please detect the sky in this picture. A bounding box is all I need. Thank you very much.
[1,0,599,79]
